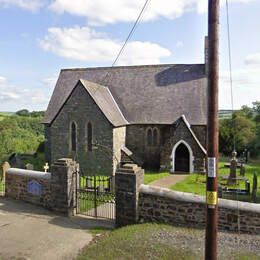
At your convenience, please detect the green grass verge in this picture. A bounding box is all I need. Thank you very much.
[171,161,260,202]
[77,224,198,260]
[144,171,170,184]
[77,223,259,260]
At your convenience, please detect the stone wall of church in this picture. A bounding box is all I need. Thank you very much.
[160,120,206,172]
[44,125,52,164]
[191,125,207,148]
[125,122,206,172]
[46,83,114,176]
[113,126,126,174]
[125,124,164,169]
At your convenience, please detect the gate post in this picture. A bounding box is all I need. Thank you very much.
[115,163,144,227]
[51,158,79,216]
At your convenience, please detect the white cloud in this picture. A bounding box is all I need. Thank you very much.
[39,26,171,65]
[0,76,50,106]
[245,52,260,66]
[219,52,260,109]
[49,0,255,26]
[0,0,45,11]
[0,76,7,83]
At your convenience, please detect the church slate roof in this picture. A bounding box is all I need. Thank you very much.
[79,79,129,127]
[43,64,207,126]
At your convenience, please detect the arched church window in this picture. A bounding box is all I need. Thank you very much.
[71,122,77,152]
[153,128,159,146]
[87,122,93,151]
[147,128,153,146]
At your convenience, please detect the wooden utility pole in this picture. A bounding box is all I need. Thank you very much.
[205,1,220,260]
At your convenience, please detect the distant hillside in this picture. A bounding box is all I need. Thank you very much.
[0,112,14,121]
[0,111,44,164]
[218,110,235,119]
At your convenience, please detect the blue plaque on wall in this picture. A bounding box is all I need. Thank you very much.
[27,180,42,196]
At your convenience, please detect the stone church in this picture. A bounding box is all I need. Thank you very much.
[43,42,208,176]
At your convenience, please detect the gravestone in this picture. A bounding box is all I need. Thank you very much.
[240,163,245,176]
[87,178,92,189]
[228,151,237,185]
[252,172,258,203]
[25,163,34,170]
[99,182,105,193]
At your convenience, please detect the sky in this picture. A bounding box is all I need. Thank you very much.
[0,0,259,112]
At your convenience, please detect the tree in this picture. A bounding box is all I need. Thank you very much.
[219,113,256,156]
[253,101,260,123]
[30,111,45,117]
[0,115,44,163]
[16,109,30,117]
[239,105,253,119]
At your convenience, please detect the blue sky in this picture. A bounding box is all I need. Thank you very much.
[0,0,259,111]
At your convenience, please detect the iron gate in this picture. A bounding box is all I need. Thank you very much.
[77,173,115,219]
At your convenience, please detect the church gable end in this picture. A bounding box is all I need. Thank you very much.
[47,82,114,176]
[160,116,206,172]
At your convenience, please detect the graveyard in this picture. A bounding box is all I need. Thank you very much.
[171,160,260,203]
[0,0,260,259]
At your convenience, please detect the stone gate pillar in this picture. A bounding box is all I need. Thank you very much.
[115,163,144,227]
[51,158,79,216]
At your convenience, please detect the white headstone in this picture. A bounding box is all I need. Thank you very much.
[25,163,34,170]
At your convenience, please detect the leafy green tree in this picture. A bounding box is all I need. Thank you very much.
[16,109,30,117]
[0,115,44,163]
[253,101,260,123]
[30,111,45,117]
[239,105,253,119]
[219,113,256,156]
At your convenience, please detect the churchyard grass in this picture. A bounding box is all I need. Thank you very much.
[144,171,170,184]
[79,175,114,212]
[171,161,260,203]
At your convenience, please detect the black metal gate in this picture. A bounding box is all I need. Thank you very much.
[77,173,115,219]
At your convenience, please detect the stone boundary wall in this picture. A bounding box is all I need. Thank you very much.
[138,185,260,234]
[6,169,51,208]
[5,158,78,216]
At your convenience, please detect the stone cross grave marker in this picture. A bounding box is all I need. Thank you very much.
[43,163,49,173]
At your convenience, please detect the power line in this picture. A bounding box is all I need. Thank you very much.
[225,0,240,250]
[100,0,151,85]
[225,0,236,151]
[111,0,150,67]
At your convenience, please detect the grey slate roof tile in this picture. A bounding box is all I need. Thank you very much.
[43,64,207,126]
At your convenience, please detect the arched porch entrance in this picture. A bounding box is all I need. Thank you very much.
[171,140,194,173]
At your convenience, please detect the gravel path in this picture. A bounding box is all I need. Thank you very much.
[150,174,188,188]
[150,225,260,259]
